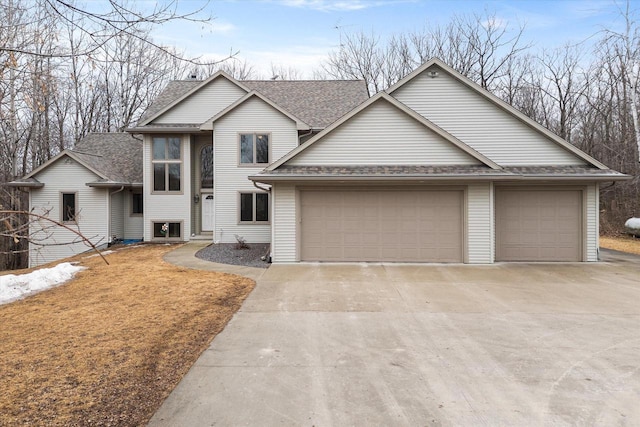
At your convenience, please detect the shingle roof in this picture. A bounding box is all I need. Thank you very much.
[242,80,368,128]
[71,133,143,184]
[251,164,630,182]
[138,80,199,123]
[137,78,368,129]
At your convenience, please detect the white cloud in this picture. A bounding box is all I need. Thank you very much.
[278,0,404,12]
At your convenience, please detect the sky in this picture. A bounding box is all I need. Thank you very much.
[149,0,630,78]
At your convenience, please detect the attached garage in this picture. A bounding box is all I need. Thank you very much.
[300,189,463,262]
[495,188,583,262]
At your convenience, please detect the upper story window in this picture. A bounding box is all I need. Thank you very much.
[152,137,181,192]
[239,133,269,165]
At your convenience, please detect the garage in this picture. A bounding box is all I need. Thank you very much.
[300,189,463,262]
[495,188,583,262]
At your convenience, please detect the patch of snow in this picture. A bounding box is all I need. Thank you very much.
[0,262,86,305]
[85,250,114,259]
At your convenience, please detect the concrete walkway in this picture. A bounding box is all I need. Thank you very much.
[151,247,640,426]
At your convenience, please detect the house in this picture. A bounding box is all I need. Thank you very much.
[250,58,629,263]
[10,58,629,267]
[11,73,367,267]
[8,133,143,267]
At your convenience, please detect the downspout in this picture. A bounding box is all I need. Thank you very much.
[253,181,273,262]
[108,186,125,244]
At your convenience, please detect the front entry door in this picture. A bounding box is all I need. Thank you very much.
[202,194,214,231]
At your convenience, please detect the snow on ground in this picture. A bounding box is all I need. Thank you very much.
[0,263,86,305]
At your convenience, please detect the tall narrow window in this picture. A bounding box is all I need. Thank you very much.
[239,192,269,223]
[61,192,77,223]
[201,145,213,189]
[239,133,269,165]
[131,192,143,215]
[152,137,182,192]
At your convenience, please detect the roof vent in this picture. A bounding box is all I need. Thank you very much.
[189,73,198,80]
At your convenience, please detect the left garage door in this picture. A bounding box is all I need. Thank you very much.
[300,189,463,262]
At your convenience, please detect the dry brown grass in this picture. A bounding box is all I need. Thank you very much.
[600,235,640,255]
[0,244,255,426]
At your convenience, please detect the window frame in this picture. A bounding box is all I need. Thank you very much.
[60,192,78,224]
[238,132,271,166]
[238,192,270,224]
[151,136,183,194]
[151,221,183,240]
[131,191,143,216]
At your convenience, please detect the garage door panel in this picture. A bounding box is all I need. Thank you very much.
[496,189,581,262]
[301,190,463,262]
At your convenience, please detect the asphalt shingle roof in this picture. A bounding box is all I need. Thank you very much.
[138,78,368,129]
[71,133,143,184]
[254,165,626,179]
[242,80,368,128]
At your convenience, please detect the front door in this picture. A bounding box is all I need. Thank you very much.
[202,194,214,231]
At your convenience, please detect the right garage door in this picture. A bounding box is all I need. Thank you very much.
[495,188,582,261]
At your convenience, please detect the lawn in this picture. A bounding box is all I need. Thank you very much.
[600,234,640,255]
[0,244,255,426]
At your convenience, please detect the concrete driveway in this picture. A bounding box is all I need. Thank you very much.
[149,250,640,426]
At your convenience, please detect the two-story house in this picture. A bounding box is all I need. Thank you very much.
[10,58,628,267]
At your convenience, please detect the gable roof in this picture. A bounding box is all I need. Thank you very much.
[387,58,609,170]
[200,91,309,130]
[265,91,501,171]
[136,76,368,130]
[12,133,142,187]
[137,71,249,126]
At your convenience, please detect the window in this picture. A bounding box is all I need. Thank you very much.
[131,192,143,215]
[240,192,269,223]
[201,145,213,189]
[239,133,269,165]
[152,137,181,192]
[61,192,77,223]
[153,221,181,239]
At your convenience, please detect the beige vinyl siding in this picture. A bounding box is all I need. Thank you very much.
[110,191,124,241]
[214,97,299,243]
[28,159,108,267]
[143,134,191,241]
[467,183,494,263]
[124,191,143,240]
[272,183,297,262]
[392,66,586,166]
[154,77,246,124]
[288,100,480,166]
[586,183,598,261]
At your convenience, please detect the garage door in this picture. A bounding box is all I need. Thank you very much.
[300,190,463,262]
[495,189,582,261]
